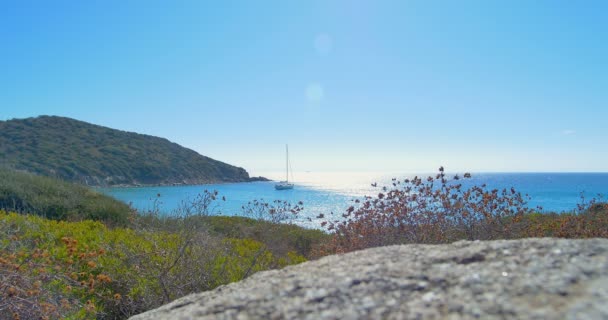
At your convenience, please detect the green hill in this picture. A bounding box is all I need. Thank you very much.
[0,116,251,186]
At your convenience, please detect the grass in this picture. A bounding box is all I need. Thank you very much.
[203,215,330,258]
[518,203,608,238]
[0,210,315,319]
[0,168,131,226]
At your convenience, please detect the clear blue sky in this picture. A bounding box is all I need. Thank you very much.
[1,1,607,174]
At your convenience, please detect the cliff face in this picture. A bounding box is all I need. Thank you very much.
[0,116,250,186]
[131,238,608,319]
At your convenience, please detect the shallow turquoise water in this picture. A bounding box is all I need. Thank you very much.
[100,181,352,227]
[100,172,608,228]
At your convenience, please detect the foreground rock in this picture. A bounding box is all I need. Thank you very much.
[131,238,608,320]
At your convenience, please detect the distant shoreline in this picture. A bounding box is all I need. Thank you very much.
[99,176,272,189]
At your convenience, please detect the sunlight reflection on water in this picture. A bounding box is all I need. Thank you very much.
[101,172,608,229]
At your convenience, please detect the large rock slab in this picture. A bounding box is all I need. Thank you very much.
[130,238,608,319]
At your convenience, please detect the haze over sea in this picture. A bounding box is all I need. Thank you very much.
[102,172,608,228]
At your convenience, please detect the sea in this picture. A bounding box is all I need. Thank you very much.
[100,172,608,229]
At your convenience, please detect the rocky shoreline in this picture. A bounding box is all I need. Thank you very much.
[93,176,272,188]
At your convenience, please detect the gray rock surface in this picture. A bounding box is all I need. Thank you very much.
[130,238,608,320]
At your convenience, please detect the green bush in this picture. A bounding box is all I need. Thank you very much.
[520,203,608,238]
[203,215,329,259]
[0,210,309,319]
[0,168,131,225]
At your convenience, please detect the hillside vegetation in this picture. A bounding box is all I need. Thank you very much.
[0,168,131,225]
[0,116,250,186]
[0,168,327,318]
[1,163,605,319]
[0,210,321,319]
[316,168,608,254]
[0,187,327,319]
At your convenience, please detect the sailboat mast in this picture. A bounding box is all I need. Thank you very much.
[285,144,289,183]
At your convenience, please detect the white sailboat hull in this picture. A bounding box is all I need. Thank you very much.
[274,181,294,190]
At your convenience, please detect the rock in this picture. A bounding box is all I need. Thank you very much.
[130,238,608,320]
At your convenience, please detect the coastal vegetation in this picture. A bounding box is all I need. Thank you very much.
[0,168,131,225]
[0,168,324,319]
[1,166,606,319]
[0,116,251,186]
[0,210,313,319]
[316,167,607,254]
[0,190,324,319]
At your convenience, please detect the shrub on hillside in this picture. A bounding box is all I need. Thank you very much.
[0,168,131,225]
[0,212,118,319]
[241,199,303,224]
[316,167,536,254]
[0,191,310,319]
[238,199,328,257]
[204,215,329,259]
[522,199,608,238]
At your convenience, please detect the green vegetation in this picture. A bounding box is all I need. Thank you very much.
[0,168,131,225]
[0,183,324,319]
[519,203,608,238]
[0,168,327,319]
[1,165,606,319]
[204,216,329,258]
[0,116,250,186]
[0,209,318,319]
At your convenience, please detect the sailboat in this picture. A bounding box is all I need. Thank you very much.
[275,144,294,190]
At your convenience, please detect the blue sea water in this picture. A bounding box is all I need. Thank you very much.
[100,172,608,228]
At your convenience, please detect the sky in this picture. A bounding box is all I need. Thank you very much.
[1,0,607,174]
